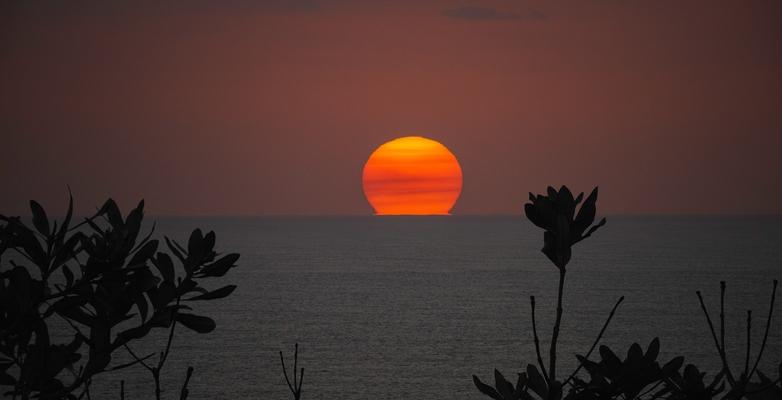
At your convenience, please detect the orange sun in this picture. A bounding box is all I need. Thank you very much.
[362,136,463,215]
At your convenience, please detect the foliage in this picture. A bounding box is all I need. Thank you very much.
[0,196,238,399]
[474,185,781,400]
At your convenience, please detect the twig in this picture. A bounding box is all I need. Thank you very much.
[696,290,736,385]
[549,269,566,382]
[744,310,751,379]
[530,296,550,384]
[123,344,154,372]
[179,366,194,400]
[564,296,625,386]
[107,352,156,371]
[120,381,125,400]
[720,281,726,355]
[748,279,777,380]
[280,343,304,400]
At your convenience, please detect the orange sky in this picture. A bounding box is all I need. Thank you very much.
[1,1,781,215]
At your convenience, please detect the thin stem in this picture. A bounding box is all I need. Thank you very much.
[293,343,298,392]
[123,344,154,372]
[179,366,194,400]
[564,296,625,386]
[120,381,125,400]
[529,296,550,384]
[549,269,566,382]
[720,281,726,355]
[696,290,736,385]
[153,367,161,400]
[744,310,751,379]
[159,296,181,368]
[748,279,777,380]
[280,350,295,394]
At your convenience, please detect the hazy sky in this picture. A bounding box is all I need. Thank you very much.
[2,1,781,215]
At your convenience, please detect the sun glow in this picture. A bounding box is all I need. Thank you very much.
[362,136,463,215]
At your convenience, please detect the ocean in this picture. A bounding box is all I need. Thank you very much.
[85,216,781,399]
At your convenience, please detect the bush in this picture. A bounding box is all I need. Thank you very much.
[0,196,238,399]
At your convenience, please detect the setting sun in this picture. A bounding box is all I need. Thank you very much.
[362,136,463,215]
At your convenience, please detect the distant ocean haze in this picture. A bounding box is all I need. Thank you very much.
[66,216,781,399]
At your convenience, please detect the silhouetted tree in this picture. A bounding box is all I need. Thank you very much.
[0,195,238,399]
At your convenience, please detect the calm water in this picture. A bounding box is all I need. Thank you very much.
[87,216,782,399]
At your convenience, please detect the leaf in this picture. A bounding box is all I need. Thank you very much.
[196,253,239,278]
[133,291,149,322]
[152,252,176,282]
[494,369,515,399]
[128,240,158,267]
[473,375,503,400]
[99,199,123,228]
[644,337,660,362]
[187,229,204,261]
[164,237,187,264]
[662,356,684,376]
[573,187,598,236]
[526,364,548,400]
[176,313,216,334]
[30,200,50,236]
[55,190,74,245]
[63,265,74,287]
[185,285,236,301]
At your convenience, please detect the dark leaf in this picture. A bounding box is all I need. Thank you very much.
[164,237,187,264]
[526,364,548,400]
[99,199,123,228]
[644,337,660,362]
[30,200,50,236]
[662,356,684,376]
[572,187,598,236]
[176,313,216,334]
[185,285,236,301]
[128,240,158,267]
[187,229,204,260]
[63,265,74,287]
[196,253,239,278]
[494,369,515,399]
[152,252,176,282]
[473,375,503,400]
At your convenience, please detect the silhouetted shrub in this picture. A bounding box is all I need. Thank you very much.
[473,185,780,400]
[0,196,238,399]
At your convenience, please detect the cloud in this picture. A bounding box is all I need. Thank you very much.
[442,6,545,21]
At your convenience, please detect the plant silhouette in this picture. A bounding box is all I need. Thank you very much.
[0,196,239,399]
[473,185,781,400]
[280,343,304,400]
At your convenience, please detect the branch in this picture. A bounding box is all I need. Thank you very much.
[549,269,566,382]
[748,279,777,380]
[530,296,550,385]
[564,296,624,386]
[744,310,751,379]
[123,344,154,373]
[179,366,194,400]
[696,290,736,385]
[280,344,303,400]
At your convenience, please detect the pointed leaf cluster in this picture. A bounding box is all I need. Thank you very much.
[524,186,605,269]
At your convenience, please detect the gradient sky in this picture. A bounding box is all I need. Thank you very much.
[2,1,781,216]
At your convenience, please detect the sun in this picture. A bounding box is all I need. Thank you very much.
[362,136,463,215]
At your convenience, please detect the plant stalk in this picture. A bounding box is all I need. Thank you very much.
[549,269,566,382]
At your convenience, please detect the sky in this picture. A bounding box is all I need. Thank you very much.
[2,0,781,216]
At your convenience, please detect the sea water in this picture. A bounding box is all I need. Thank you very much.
[82,216,781,399]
